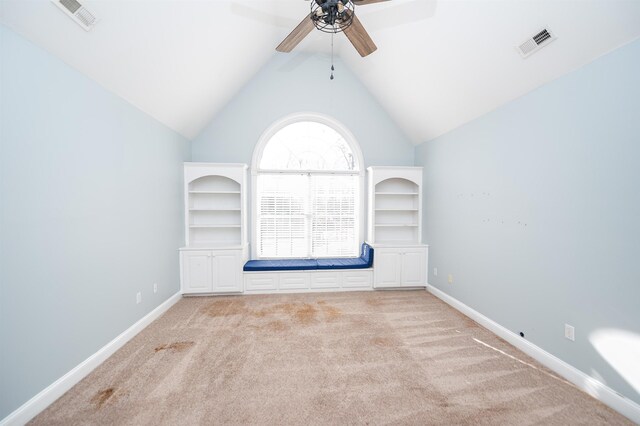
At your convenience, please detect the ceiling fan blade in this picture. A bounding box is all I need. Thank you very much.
[276,15,315,53]
[343,12,377,57]
[353,0,392,5]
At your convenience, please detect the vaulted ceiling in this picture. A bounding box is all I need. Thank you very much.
[2,0,640,143]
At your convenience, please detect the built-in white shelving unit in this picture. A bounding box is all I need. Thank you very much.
[185,165,248,248]
[368,167,422,245]
[180,163,248,294]
[367,167,428,288]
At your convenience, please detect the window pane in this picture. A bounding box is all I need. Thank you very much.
[260,121,357,171]
[257,174,308,258]
[311,175,358,257]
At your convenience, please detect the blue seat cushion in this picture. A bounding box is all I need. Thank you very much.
[243,259,318,272]
[243,243,374,272]
[360,243,374,266]
[316,257,369,269]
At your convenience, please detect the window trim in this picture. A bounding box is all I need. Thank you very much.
[251,112,365,260]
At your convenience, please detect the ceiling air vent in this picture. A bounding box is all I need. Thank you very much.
[51,0,97,31]
[517,28,556,58]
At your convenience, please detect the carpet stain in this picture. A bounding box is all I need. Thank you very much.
[252,302,320,324]
[481,405,509,415]
[251,309,270,318]
[266,320,288,332]
[365,298,384,307]
[154,341,195,353]
[320,305,342,321]
[269,302,317,324]
[91,387,116,409]
[250,305,279,318]
[371,337,396,347]
[205,299,247,317]
[294,303,317,324]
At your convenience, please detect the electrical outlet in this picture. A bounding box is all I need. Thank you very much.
[433,267,438,276]
[565,324,575,341]
[448,274,453,284]
[153,283,158,294]
[136,292,141,304]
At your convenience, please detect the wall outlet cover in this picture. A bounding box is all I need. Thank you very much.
[448,274,453,284]
[565,324,575,341]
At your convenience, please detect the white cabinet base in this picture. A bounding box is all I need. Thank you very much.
[180,247,247,294]
[244,269,373,294]
[373,245,428,289]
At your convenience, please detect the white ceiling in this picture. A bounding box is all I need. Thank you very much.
[2,0,640,143]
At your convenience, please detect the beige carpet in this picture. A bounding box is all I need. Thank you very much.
[31,290,631,425]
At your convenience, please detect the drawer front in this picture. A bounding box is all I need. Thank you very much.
[279,272,310,290]
[310,271,341,289]
[341,270,373,288]
[244,273,278,291]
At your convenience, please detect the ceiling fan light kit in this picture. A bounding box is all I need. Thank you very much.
[311,0,355,33]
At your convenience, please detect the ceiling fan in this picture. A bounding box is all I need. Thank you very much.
[276,0,392,58]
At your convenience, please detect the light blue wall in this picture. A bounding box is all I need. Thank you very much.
[0,25,190,418]
[191,52,414,167]
[415,39,640,405]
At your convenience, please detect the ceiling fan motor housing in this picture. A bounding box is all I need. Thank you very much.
[311,0,354,33]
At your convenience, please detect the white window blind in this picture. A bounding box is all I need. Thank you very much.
[311,175,357,257]
[257,174,308,258]
[257,174,358,258]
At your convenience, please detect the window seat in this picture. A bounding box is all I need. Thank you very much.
[243,243,373,272]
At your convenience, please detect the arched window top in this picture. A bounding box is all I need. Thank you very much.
[252,113,363,259]
[254,113,362,173]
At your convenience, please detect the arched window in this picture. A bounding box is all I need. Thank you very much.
[252,113,363,259]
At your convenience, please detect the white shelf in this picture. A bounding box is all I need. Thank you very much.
[180,243,247,250]
[375,224,419,227]
[374,192,418,196]
[189,224,241,228]
[189,190,241,194]
[371,241,426,247]
[375,208,418,211]
[189,208,241,211]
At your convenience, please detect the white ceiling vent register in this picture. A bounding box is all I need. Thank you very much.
[517,28,556,58]
[51,0,97,31]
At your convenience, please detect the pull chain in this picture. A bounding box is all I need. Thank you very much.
[330,32,335,80]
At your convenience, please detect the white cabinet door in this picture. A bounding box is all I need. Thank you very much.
[182,251,212,293]
[374,250,402,288]
[212,251,243,293]
[401,249,426,287]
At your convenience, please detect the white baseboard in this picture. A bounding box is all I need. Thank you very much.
[426,284,640,424]
[1,292,182,426]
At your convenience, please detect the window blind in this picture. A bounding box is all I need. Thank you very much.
[257,174,308,258]
[310,175,357,257]
[256,174,358,258]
